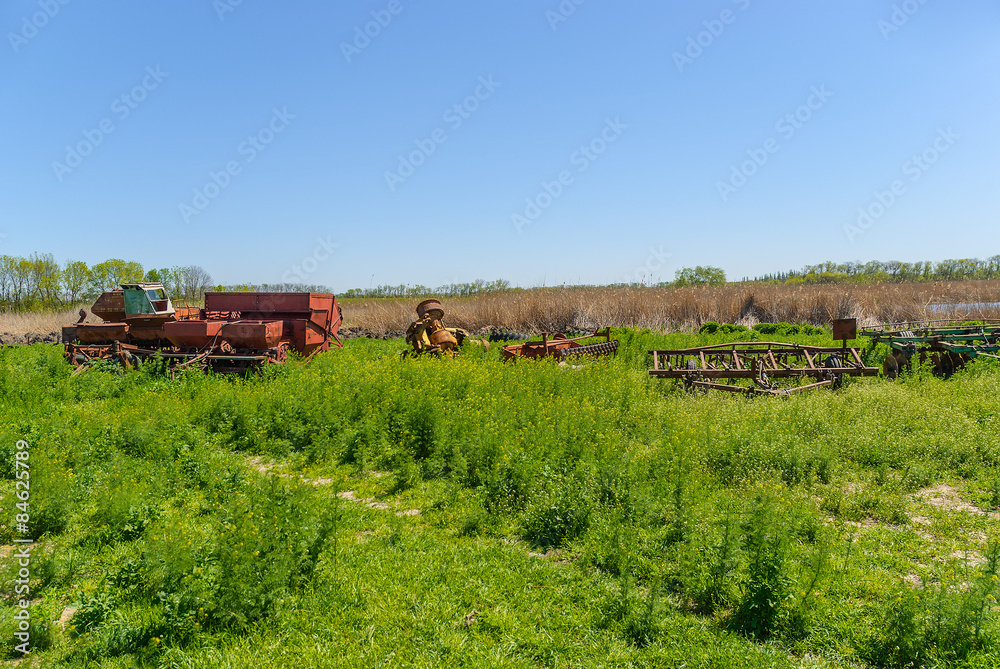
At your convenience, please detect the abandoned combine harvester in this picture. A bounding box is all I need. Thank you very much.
[860,320,1000,378]
[64,283,343,373]
[648,342,878,396]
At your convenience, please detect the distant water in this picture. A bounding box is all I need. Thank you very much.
[927,302,1000,311]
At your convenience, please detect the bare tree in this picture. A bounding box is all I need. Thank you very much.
[179,265,213,303]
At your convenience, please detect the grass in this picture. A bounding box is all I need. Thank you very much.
[0,330,999,667]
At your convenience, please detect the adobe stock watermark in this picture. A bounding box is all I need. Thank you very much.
[717,85,832,202]
[51,66,169,182]
[341,0,413,63]
[213,0,247,21]
[384,75,501,192]
[511,117,628,233]
[878,0,931,40]
[843,127,958,244]
[178,108,295,223]
[623,246,672,285]
[546,0,586,31]
[7,0,72,54]
[283,236,339,283]
[673,0,751,73]
[12,440,33,656]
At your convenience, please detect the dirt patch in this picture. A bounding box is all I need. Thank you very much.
[58,607,78,627]
[950,550,987,567]
[914,484,992,516]
[336,489,394,511]
[397,509,421,517]
[246,456,276,475]
[843,519,877,528]
[307,477,334,486]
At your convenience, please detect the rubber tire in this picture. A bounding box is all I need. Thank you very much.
[824,354,844,389]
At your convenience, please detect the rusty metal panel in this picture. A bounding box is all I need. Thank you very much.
[91,291,125,322]
[163,320,227,348]
[220,321,283,349]
[75,323,129,343]
[832,318,858,341]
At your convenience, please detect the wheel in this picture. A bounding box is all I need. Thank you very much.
[824,354,844,389]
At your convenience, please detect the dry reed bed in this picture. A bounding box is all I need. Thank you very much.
[2,282,998,337]
[341,281,1000,333]
[0,306,99,337]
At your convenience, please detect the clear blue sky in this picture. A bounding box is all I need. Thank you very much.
[2,0,998,291]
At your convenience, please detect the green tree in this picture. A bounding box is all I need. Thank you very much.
[29,253,62,308]
[674,266,727,287]
[63,260,91,304]
[88,259,145,295]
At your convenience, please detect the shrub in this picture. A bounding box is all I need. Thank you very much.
[522,466,592,549]
[699,321,720,335]
[729,494,792,640]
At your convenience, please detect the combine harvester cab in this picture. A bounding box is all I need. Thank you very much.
[65,286,343,374]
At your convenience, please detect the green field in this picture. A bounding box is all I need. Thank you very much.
[2,330,1000,668]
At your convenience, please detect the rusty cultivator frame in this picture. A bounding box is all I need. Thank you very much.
[648,341,878,396]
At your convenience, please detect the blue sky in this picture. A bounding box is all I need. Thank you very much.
[1,0,997,291]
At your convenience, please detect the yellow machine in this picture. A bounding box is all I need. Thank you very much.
[404,299,488,356]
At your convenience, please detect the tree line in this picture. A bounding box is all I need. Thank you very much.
[0,254,213,311]
[3,252,998,313]
[341,279,513,299]
[748,256,1000,285]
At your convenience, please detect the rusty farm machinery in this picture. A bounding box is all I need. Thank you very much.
[63,283,343,373]
[500,328,619,362]
[648,320,878,396]
[648,342,878,396]
[860,320,1000,378]
[403,299,488,356]
[401,299,619,363]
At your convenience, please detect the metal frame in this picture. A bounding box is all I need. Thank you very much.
[501,328,619,362]
[860,320,1000,362]
[648,341,878,396]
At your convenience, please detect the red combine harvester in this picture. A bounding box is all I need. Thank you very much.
[64,283,342,373]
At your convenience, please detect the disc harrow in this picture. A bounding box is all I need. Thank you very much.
[860,319,1000,378]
